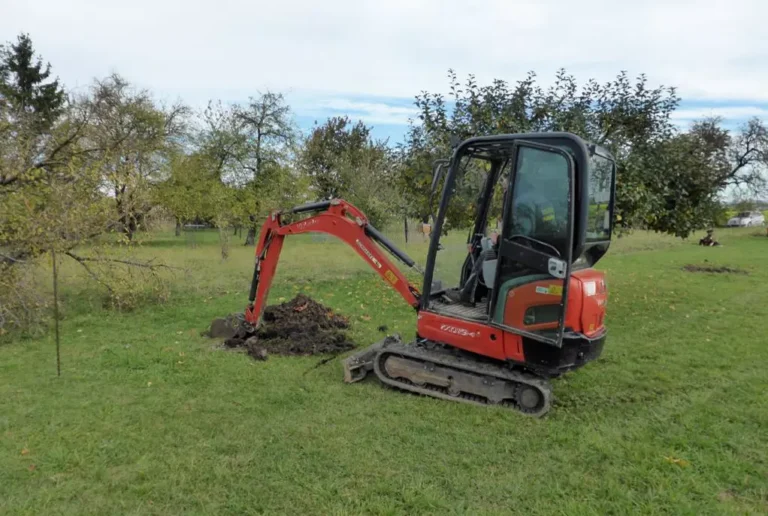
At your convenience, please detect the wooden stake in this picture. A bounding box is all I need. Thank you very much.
[52,248,61,377]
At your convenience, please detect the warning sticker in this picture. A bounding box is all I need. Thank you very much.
[384,270,399,286]
[536,285,563,296]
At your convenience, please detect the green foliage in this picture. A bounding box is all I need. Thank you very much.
[302,116,373,198]
[0,261,47,336]
[82,74,189,241]
[1,38,187,332]
[300,116,398,227]
[400,69,684,232]
[154,151,221,224]
[236,91,296,177]
[0,33,65,131]
[733,199,757,213]
[399,69,768,237]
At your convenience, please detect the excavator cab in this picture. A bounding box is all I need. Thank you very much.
[422,133,615,353]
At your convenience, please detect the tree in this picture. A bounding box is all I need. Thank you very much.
[197,100,251,183]
[154,150,220,235]
[0,33,73,192]
[237,92,295,176]
[301,116,373,198]
[0,42,181,335]
[235,92,296,244]
[300,116,397,227]
[399,69,707,235]
[0,33,65,132]
[81,74,188,241]
[689,117,768,194]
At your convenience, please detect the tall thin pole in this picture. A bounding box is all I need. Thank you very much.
[52,248,61,377]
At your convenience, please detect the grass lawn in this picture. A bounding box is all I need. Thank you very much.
[1,226,767,514]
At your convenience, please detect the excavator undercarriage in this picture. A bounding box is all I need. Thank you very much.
[343,336,552,416]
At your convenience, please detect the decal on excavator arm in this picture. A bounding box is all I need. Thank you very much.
[356,239,382,268]
[384,270,398,285]
[295,218,318,231]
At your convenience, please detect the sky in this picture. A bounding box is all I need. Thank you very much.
[3,0,768,143]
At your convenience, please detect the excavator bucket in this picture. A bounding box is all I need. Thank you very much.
[342,335,402,383]
[207,313,255,340]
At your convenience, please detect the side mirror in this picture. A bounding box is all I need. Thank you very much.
[547,257,567,279]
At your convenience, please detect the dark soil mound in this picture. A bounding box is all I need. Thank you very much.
[224,294,355,360]
[682,264,748,275]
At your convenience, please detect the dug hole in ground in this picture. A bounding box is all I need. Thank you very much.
[216,294,356,361]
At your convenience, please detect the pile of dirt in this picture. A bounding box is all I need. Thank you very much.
[682,264,748,275]
[223,294,355,360]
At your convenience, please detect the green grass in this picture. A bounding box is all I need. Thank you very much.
[2,227,768,514]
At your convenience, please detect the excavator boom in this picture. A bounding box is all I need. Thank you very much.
[244,199,421,326]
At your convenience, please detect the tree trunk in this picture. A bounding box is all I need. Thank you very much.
[175,219,182,237]
[219,226,230,261]
[123,223,135,242]
[403,216,409,244]
[245,226,256,246]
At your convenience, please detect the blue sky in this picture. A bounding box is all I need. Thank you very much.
[3,0,767,143]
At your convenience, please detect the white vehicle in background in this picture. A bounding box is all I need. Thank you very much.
[727,211,765,227]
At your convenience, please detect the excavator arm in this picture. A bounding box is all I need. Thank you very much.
[244,199,422,325]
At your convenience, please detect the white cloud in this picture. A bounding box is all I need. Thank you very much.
[3,0,767,108]
[671,106,768,121]
[291,97,419,126]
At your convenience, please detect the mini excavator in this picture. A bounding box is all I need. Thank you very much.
[220,132,616,416]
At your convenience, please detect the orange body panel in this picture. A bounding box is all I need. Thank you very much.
[571,269,607,338]
[501,269,607,340]
[501,277,583,333]
[416,311,519,361]
[418,269,607,362]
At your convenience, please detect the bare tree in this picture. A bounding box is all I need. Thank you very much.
[82,74,189,241]
[690,117,768,194]
[235,92,296,244]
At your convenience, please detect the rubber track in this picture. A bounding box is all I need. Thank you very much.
[372,341,553,417]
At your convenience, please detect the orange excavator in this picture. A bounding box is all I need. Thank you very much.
[225,132,615,416]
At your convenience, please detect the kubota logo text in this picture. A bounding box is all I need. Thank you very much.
[295,219,318,231]
[356,239,382,268]
[439,324,479,338]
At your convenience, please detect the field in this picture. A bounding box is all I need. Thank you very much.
[2,226,768,514]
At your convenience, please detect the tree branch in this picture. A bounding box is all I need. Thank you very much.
[0,251,28,265]
[64,251,184,271]
[65,252,115,293]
